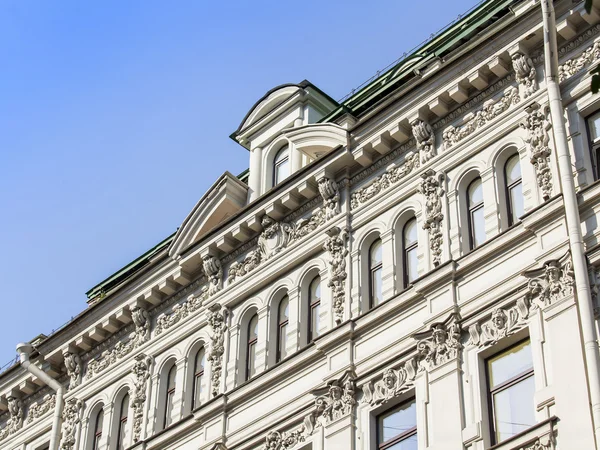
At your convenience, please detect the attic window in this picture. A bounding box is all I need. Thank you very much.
[273,145,290,185]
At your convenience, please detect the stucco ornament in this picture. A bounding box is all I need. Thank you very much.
[323,227,349,324]
[512,52,538,98]
[318,177,340,220]
[155,287,208,335]
[263,428,306,450]
[63,351,82,390]
[208,303,228,397]
[559,40,600,82]
[228,250,262,283]
[60,397,82,450]
[131,353,152,443]
[521,103,553,200]
[468,299,530,347]
[203,255,223,296]
[0,396,24,441]
[131,304,151,346]
[523,253,574,310]
[414,315,462,371]
[411,119,436,163]
[418,169,445,266]
[259,215,293,260]
[27,394,56,424]
[362,359,418,406]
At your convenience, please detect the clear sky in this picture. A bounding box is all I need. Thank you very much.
[0,0,480,367]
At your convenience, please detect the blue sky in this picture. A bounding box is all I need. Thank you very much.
[0,0,480,366]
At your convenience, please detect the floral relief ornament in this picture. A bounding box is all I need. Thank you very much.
[413,315,462,371]
[60,397,82,450]
[131,353,153,443]
[523,252,574,310]
[418,169,445,267]
[558,40,600,83]
[323,227,349,324]
[468,299,530,348]
[520,103,553,201]
[155,287,208,335]
[362,359,418,406]
[208,303,228,397]
[27,394,56,424]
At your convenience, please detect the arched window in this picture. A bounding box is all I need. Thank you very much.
[276,296,289,362]
[92,408,104,450]
[164,365,177,428]
[369,239,383,307]
[192,348,205,409]
[403,218,418,286]
[467,178,485,250]
[246,314,259,380]
[273,146,290,186]
[116,393,129,450]
[505,155,523,226]
[308,276,321,342]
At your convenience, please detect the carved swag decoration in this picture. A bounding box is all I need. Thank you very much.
[523,253,575,310]
[203,255,223,296]
[0,396,23,442]
[208,303,228,397]
[262,372,356,450]
[362,359,418,406]
[27,394,56,424]
[155,288,209,335]
[521,103,553,201]
[323,227,348,324]
[60,397,82,450]
[63,351,82,390]
[131,353,152,443]
[512,52,538,99]
[558,40,600,83]
[468,299,530,348]
[86,304,151,380]
[411,119,436,163]
[418,169,445,267]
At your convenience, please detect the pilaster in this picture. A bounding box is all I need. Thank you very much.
[380,229,395,301]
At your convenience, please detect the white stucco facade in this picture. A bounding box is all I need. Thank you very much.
[4,1,600,450]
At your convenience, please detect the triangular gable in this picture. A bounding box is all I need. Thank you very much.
[169,172,248,258]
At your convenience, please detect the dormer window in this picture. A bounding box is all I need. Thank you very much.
[273,146,290,186]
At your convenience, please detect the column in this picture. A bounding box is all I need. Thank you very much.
[248,146,263,202]
[290,143,302,174]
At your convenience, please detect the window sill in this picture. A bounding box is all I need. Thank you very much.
[488,416,558,450]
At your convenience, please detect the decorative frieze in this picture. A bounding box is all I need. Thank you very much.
[413,316,462,371]
[418,169,445,267]
[203,255,223,296]
[131,354,152,443]
[264,427,306,450]
[0,396,23,442]
[512,52,538,98]
[155,288,208,335]
[468,299,530,348]
[318,177,340,220]
[559,39,600,82]
[521,103,553,201]
[323,227,348,324]
[27,394,56,424]
[207,303,228,397]
[411,119,436,163]
[60,398,82,450]
[63,351,82,390]
[362,359,418,406]
[524,253,574,310]
[442,85,520,149]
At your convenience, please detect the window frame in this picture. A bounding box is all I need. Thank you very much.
[92,408,104,450]
[164,365,177,428]
[467,177,485,250]
[276,296,289,362]
[246,313,259,381]
[272,145,290,186]
[504,155,523,227]
[192,347,205,410]
[308,276,321,342]
[369,238,383,308]
[586,111,600,181]
[485,338,535,446]
[402,218,418,287]
[116,393,129,450]
[376,397,418,450]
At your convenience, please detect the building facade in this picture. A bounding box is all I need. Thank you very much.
[4,0,600,449]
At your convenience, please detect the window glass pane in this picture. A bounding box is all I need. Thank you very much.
[275,146,288,163]
[249,315,258,340]
[248,342,256,377]
[492,375,536,442]
[372,267,383,306]
[278,323,288,360]
[370,239,382,265]
[279,296,289,322]
[468,178,483,205]
[275,158,289,184]
[404,219,418,246]
[167,366,177,390]
[470,207,486,248]
[590,112,600,142]
[310,303,320,340]
[95,409,104,434]
[509,182,524,223]
[406,247,418,283]
[310,277,321,304]
[379,400,417,443]
[194,373,203,406]
[505,155,522,185]
[386,436,419,450]
[488,340,533,388]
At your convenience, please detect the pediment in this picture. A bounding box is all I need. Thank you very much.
[169,172,248,258]
[283,123,348,159]
[239,84,305,133]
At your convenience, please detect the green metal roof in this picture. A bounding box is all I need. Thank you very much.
[321,0,517,123]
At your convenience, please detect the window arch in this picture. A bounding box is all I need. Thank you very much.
[402,218,418,287]
[192,347,206,410]
[467,177,485,250]
[369,238,383,307]
[91,407,104,450]
[273,145,290,186]
[276,296,289,362]
[246,313,259,380]
[308,276,321,342]
[163,365,177,428]
[115,393,129,450]
[504,154,523,226]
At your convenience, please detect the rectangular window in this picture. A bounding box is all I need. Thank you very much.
[486,339,536,445]
[377,398,417,450]
[587,111,600,180]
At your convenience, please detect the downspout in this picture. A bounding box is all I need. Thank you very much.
[17,343,64,450]
[541,0,600,447]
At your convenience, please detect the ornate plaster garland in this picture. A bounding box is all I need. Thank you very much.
[207,303,228,397]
